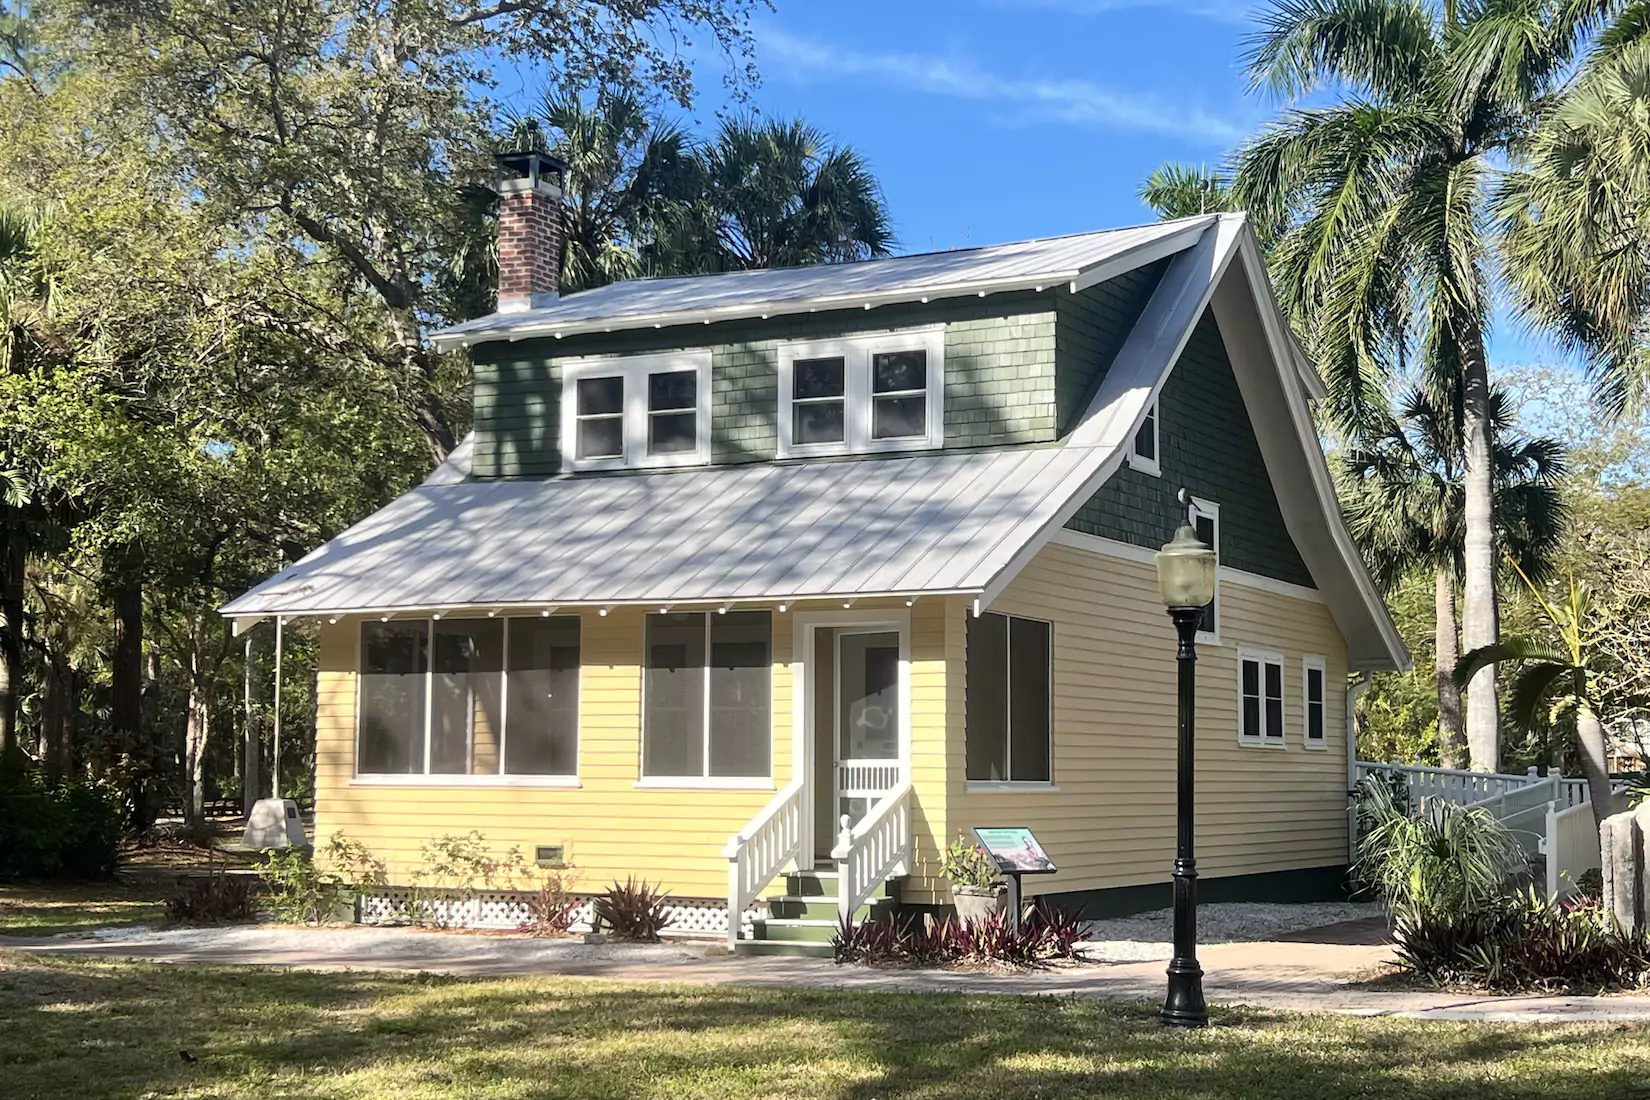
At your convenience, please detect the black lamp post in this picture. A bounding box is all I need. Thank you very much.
[1154,507,1217,1028]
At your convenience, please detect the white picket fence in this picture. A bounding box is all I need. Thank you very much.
[1354,761,1602,897]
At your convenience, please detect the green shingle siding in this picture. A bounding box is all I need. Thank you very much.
[1063,307,1316,588]
[470,291,1058,476]
[1054,258,1169,434]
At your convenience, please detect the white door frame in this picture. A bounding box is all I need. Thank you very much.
[789,609,911,862]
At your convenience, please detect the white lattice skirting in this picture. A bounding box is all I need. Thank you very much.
[356,889,764,938]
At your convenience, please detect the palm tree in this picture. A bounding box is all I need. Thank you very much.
[1232,0,1601,771]
[1457,564,1618,841]
[699,115,893,270]
[1339,386,1566,768]
[503,88,705,294]
[1501,29,1650,416]
[1137,163,1236,220]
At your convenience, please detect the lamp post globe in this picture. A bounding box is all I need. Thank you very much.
[1154,515,1215,1028]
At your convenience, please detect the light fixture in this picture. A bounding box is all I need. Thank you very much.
[599,607,610,617]
[1154,522,1217,611]
[777,603,788,613]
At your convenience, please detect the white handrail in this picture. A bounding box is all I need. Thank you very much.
[831,780,913,922]
[1542,798,1603,897]
[723,779,805,948]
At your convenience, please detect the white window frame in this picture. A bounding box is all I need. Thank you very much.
[1237,646,1286,749]
[1302,654,1328,750]
[637,610,775,789]
[1127,398,1161,477]
[559,350,713,472]
[1189,495,1220,646]
[776,327,945,458]
[352,615,583,786]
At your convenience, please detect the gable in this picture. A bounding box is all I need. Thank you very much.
[1054,257,1169,435]
[1064,306,1315,589]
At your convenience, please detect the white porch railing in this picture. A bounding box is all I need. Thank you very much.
[1543,799,1603,897]
[831,779,913,922]
[1463,775,1561,860]
[1354,761,1559,808]
[722,779,805,948]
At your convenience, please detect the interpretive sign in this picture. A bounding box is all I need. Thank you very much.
[972,827,1056,875]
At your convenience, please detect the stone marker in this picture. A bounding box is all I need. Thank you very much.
[1602,811,1640,932]
[243,797,309,850]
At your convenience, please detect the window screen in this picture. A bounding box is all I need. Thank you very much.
[575,376,624,460]
[792,356,847,445]
[506,617,581,775]
[871,349,927,439]
[643,611,773,778]
[359,622,429,774]
[965,612,1052,783]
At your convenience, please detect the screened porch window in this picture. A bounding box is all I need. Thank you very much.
[357,616,581,777]
[964,612,1052,784]
[642,611,772,780]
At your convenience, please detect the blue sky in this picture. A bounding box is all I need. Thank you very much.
[695,0,1567,369]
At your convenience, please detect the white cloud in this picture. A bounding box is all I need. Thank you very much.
[986,0,1255,25]
[760,28,1247,146]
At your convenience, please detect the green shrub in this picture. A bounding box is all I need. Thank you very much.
[0,763,123,881]
[1395,886,1650,992]
[1352,775,1528,922]
[518,867,583,936]
[258,833,387,924]
[834,902,1089,968]
[939,835,1000,890]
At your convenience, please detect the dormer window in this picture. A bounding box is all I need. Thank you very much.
[560,351,711,472]
[777,328,945,457]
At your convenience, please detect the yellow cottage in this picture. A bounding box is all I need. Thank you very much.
[223,154,1407,954]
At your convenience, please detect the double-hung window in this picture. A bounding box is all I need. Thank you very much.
[560,350,711,471]
[777,328,945,457]
[1238,648,1285,748]
[642,611,772,784]
[965,612,1053,784]
[1303,655,1327,749]
[357,616,581,779]
[1127,398,1161,476]
[1189,496,1220,642]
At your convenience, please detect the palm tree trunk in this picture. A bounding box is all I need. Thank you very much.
[1575,704,1616,843]
[1460,334,1501,771]
[1435,565,1466,769]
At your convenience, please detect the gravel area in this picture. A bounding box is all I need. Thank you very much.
[1077,901,1386,963]
[62,923,713,966]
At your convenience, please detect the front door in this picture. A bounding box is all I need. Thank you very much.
[834,629,902,831]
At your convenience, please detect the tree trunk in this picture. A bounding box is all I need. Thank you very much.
[184,680,210,827]
[0,518,23,762]
[110,567,143,754]
[1576,705,1616,844]
[1460,332,1501,771]
[1435,565,1467,769]
[41,651,75,778]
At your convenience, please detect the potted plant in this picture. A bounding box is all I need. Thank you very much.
[941,835,1006,923]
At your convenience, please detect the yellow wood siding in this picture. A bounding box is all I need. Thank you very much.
[314,608,796,898]
[952,538,1349,898]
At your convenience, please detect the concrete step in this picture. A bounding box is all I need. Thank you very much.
[733,937,835,959]
[782,868,899,901]
[764,895,896,921]
[750,917,839,943]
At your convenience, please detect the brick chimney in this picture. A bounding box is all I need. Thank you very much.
[494,150,568,313]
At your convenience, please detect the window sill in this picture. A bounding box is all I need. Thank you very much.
[965,781,1059,793]
[1302,741,1330,751]
[1127,453,1161,478]
[634,777,774,791]
[1196,632,1222,647]
[350,774,581,788]
[1236,739,1287,750]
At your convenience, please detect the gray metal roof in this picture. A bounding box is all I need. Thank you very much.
[429,217,1214,351]
[219,443,1115,617]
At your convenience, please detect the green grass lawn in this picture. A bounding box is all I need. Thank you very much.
[3,953,1649,1099]
[0,883,167,938]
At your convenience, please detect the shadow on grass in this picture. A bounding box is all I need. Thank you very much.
[2,953,1649,1099]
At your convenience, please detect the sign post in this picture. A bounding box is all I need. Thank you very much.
[971,827,1056,931]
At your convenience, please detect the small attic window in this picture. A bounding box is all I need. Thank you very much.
[560,350,711,472]
[1128,399,1160,477]
[777,328,944,458]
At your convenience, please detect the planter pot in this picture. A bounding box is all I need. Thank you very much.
[953,884,1008,925]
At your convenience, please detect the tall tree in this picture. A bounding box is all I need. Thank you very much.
[23,0,764,461]
[1501,29,1650,415]
[1232,0,1600,770]
[1338,386,1566,767]
[1137,163,1237,220]
[699,116,894,270]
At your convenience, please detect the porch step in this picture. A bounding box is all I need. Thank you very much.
[734,866,903,957]
[732,938,836,959]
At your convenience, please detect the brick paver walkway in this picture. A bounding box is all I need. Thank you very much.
[7,921,1650,1021]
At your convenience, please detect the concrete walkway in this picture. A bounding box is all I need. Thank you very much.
[6,921,1650,1022]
